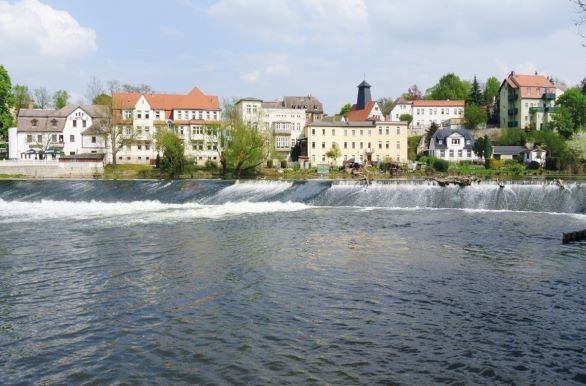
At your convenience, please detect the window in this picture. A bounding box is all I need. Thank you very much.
[360,130,363,136]
[125,110,132,120]
[276,137,289,148]
[206,112,210,119]
[440,150,445,157]
[396,127,401,135]
[396,141,400,149]
[386,141,389,149]
[246,105,251,114]
[385,128,389,135]
[27,134,32,143]
[467,150,472,158]
[155,111,161,120]
[137,110,142,119]
[138,145,142,150]
[452,138,460,145]
[146,145,150,151]
[322,142,325,149]
[70,135,75,142]
[92,136,97,143]
[82,120,87,128]
[449,150,454,158]
[36,134,42,142]
[145,111,150,119]
[360,142,363,149]
[344,142,347,149]
[312,142,315,149]
[458,150,463,158]
[59,135,64,143]
[378,141,382,149]
[332,129,335,136]
[73,120,77,128]
[51,134,57,143]
[352,130,355,136]
[379,128,382,135]
[312,128,315,135]
[322,129,326,135]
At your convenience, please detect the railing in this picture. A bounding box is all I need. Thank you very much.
[508,107,518,115]
[542,93,555,100]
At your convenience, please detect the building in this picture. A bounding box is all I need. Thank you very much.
[345,81,385,122]
[389,98,465,135]
[235,97,308,159]
[304,121,408,165]
[498,72,560,130]
[9,105,108,160]
[283,95,324,123]
[428,127,477,162]
[112,87,221,165]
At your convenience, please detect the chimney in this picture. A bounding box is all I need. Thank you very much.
[28,100,33,109]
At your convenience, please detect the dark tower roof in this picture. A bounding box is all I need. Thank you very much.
[356,80,372,110]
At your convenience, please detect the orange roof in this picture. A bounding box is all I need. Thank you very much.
[505,74,556,99]
[346,101,380,122]
[112,87,220,110]
[413,100,465,107]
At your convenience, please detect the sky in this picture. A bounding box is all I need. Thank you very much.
[0,0,584,115]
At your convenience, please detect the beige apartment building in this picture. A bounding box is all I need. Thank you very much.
[305,120,408,166]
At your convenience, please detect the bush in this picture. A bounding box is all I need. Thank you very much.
[489,159,503,169]
[205,159,218,169]
[432,158,449,172]
[507,163,524,175]
[267,159,274,168]
[526,161,541,170]
[280,159,287,168]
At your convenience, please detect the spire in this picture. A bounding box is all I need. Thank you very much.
[356,80,372,110]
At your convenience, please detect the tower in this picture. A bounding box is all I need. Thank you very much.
[356,80,371,110]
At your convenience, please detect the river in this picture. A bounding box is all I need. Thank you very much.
[1,179,585,385]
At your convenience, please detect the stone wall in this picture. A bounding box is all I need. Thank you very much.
[0,161,102,178]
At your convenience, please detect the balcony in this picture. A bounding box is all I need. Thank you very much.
[508,93,518,101]
[507,107,518,115]
[272,122,292,135]
[542,93,555,100]
[529,107,545,113]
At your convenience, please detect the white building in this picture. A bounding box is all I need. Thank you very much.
[389,98,465,135]
[235,97,307,159]
[10,105,108,160]
[428,127,477,162]
[112,87,221,165]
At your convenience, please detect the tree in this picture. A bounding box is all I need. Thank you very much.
[581,76,586,94]
[121,84,154,93]
[483,135,492,168]
[404,85,422,101]
[93,93,112,106]
[427,73,470,100]
[549,106,575,139]
[498,128,526,146]
[426,122,439,146]
[467,76,483,106]
[224,123,268,178]
[33,87,50,109]
[399,113,413,127]
[483,76,501,105]
[0,65,15,139]
[555,87,586,135]
[473,136,485,159]
[339,103,352,117]
[464,104,487,129]
[325,143,341,164]
[377,97,394,116]
[85,76,104,103]
[159,130,186,178]
[53,90,70,109]
[98,96,134,166]
[13,84,32,112]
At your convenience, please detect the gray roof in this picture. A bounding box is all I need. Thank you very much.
[283,96,323,113]
[308,120,381,127]
[431,127,475,150]
[17,105,109,133]
[261,101,283,109]
[492,146,527,156]
[236,97,263,104]
[358,80,371,88]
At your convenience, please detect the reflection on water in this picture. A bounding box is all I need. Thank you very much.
[0,181,586,385]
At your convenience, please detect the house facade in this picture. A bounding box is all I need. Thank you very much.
[428,127,477,162]
[304,120,408,166]
[235,97,307,159]
[389,98,465,135]
[111,87,221,165]
[498,72,561,130]
[9,105,108,160]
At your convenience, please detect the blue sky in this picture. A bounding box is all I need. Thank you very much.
[0,0,584,114]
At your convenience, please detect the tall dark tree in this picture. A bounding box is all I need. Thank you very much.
[467,76,483,106]
[0,65,15,139]
[473,136,485,159]
[581,75,586,95]
[483,135,493,169]
[426,122,439,146]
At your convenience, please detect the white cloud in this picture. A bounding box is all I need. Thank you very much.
[0,0,96,58]
[241,70,261,83]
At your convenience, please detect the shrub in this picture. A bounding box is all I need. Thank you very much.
[205,159,218,169]
[432,158,449,172]
[507,163,524,175]
[280,159,287,168]
[526,161,541,170]
[267,159,274,168]
[489,159,502,169]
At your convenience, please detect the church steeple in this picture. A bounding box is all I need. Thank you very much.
[356,80,371,110]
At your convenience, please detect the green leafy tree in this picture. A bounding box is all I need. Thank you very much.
[555,87,586,135]
[549,106,575,139]
[426,122,439,146]
[498,128,526,146]
[582,75,586,94]
[53,90,70,109]
[0,65,15,139]
[483,76,501,105]
[224,123,267,178]
[13,84,32,112]
[290,141,301,162]
[428,73,470,100]
[408,135,421,161]
[339,103,352,117]
[473,136,485,159]
[160,130,186,178]
[399,113,413,127]
[483,134,492,159]
[377,97,394,116]
[93,93,112,106]
[467,76,483,106]
[325,143,341,164]
[464,104,487,129]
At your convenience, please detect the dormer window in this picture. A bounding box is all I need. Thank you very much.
[438,139,443,145]
[31,119,38,127]
[51,119,57,128]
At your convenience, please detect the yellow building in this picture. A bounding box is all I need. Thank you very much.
[305,120,408,166]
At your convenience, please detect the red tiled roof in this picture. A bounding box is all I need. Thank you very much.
[413,100,465,107]
[112,87,220,110]
[346,101,381,122]
[505,74,556,99]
